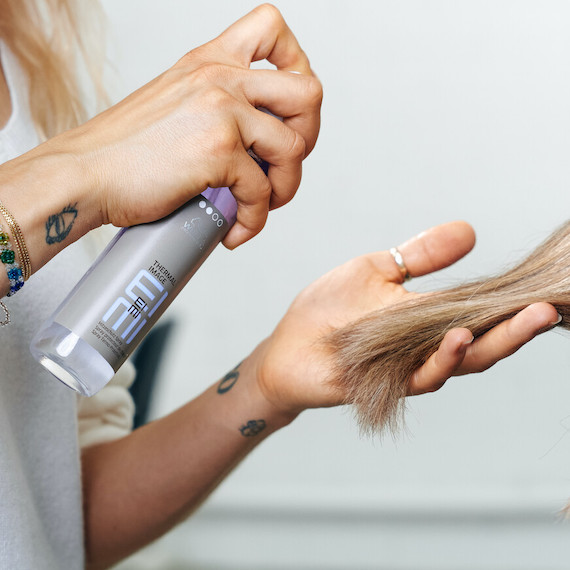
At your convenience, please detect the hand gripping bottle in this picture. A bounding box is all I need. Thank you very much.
[30,187,237,396]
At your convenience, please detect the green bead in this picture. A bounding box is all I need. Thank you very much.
[1,249,15,264]
[0,233,9,246]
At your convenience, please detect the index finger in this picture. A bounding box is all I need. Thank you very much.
[215,4,313,74]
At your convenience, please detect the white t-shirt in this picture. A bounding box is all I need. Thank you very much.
[0,43,135,569]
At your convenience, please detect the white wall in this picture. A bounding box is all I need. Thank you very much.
[101,1,570,568]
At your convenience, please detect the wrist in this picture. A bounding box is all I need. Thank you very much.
[213,350,299,437]
[0,139,103,276]
[244,342,302,427]
[245,352,300,431]
[40,129,106,230]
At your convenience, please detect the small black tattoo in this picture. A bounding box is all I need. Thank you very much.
[239,419,266,437]
[46,203,78,244]
[217,362,242,394]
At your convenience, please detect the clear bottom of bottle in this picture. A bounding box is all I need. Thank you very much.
[30,321,115,397]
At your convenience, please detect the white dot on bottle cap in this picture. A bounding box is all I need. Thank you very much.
[199,201,206,209]
[206,207,213,215]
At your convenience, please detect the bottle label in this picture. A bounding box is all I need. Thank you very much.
[55,195,229,371]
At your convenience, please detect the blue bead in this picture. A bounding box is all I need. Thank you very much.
[5,265,24,296]
[7,281,23,296]
[7,267,22,281]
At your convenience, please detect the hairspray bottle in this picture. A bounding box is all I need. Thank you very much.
[30,187,237,396]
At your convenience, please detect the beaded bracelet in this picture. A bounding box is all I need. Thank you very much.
[0,200,31,281]
[0,226,20,325]
[0,202,28,325]
[0,229,24,297]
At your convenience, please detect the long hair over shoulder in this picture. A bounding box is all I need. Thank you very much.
[0,0,107,139]
[326,221,570,435]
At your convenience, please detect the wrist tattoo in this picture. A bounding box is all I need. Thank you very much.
[239,419,266,437]
[217,361,242,394]
[46,203,78,245]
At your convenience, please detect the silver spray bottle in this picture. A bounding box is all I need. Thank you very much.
[30,186,238,396]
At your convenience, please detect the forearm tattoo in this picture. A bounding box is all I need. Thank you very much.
[45,203,78,244]
[239,419,266,437]
[217,361,242,394]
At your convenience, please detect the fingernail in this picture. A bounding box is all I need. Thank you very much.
[461,335,474,346]
[551,313,563,326]
[537,314,562,335]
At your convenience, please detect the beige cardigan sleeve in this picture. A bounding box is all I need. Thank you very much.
[77,360,136,448]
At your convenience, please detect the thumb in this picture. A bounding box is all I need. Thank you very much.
[397,220,476,278]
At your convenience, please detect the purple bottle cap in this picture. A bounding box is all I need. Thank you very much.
[201,187,238,227]
[200,153,269,228]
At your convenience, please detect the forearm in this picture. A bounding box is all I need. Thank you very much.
[81,350,296,570]
[0,135,100,295]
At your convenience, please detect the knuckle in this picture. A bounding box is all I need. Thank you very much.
[466,345,492,374]
[202,85,233,113]
[428,379,447,393]
[303,76,324,108]
[238,176,272,210]
[258,177,273,202]
[285,130,306,161]
[253,3,285,27]
[211,124,240,159]
[170,62,236,111]
[191,62,231,87]
[241,208,267,233]
[474,361,492,373]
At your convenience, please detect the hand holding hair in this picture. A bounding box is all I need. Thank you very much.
[326,221,569,434]
[250,221,562,431]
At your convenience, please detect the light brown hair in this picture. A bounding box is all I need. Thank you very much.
[326,221,570,435]
[0,0,106,139]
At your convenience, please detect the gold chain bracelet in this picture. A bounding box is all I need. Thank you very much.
[0,199,31,281]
